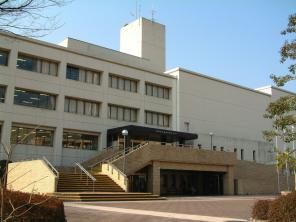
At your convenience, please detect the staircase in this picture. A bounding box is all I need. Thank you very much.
[52,192,165,201]
[57,171,124,192]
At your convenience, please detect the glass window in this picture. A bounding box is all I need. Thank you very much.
[131,81,137,92]
[158,114,164,126]
[77,100,84,114]
[49,63,58,76]
[85,102,92,116]
[152,86,158,97]
[41,60,50,74]
[146,84,152,96]
[93,73,100,85]
[0,86,5,103]
[64,97,69,112]
[17,55,37,72]
[117,107,124,121]
[108,104,137,122]
[124,108,131,121]
[11,125,54,146]
[118,78,124,90]
[145,111,170,127]
[146,111,152,125]
[92,103,99,117]
[79,69,86,82]
[164,88,169,99]
[164,115,169,127]
[66,66,79,80]
[158,87,164,98]
[125,79,131,91]
[0,50,8,66]
[152,113,158,125]
[86,71,93,83]
[63,131,98,150]
[69,98,77,113]
[14,88,55,110]
[111,76,118,88]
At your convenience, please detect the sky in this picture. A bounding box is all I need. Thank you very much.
[39,0,296,92]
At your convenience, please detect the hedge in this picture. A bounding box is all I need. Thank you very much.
[0,190,65,222]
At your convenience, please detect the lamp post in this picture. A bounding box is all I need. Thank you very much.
[209,132,214,150]
[122,129,128,174]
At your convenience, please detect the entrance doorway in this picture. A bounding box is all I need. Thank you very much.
[160,169,224,196]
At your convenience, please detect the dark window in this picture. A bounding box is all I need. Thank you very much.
[10,126,54,146]
[14,88,55,110]
[17,55,38,72]
[0,50,8,66]
[63,131,98,150]
[66,66,79,80]
[220,147,224,151]
[241,149,244,160]
[17,54,58,75]
[0,86,5,103]
[213,146,217,151]
[253,150,256,161]
[234,148,237,153]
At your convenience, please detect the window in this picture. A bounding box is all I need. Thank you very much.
[234,148,237,153]
[0,50,8,66]
[63,130,99,150]
[64,97,100,117]
[0,86,5,103]
[66,65,101,85]
[14,88,56,110]
[241,149,244,160]
[220,147,224,151]
[145,111,170,127]
[213,146,217,151]
[108,104,137,122]
[17,54,58,76]
[184,122,190,132]
[145,83,170,99]
[11,125,54,146]
[109,74,138,93]
[253,150,256,161]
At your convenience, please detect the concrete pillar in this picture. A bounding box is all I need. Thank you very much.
[223,166,234,195]
[0,120,12,160]
[147,161,160,195]
[53,126,63,166]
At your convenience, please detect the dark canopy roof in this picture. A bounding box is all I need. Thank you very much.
[107,125,198,143]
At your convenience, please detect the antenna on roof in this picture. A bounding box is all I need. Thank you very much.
[151,4,156,22]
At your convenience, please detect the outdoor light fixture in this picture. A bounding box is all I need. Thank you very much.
[209,132,214,150]
[122,129,128,174]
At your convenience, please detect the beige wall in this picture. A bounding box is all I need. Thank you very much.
[7,160,57,194]
[234,160,295,195]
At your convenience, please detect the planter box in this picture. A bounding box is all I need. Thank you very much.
[281,191,292,196]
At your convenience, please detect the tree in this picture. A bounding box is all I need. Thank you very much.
[0,0,70,37]
[263,14,296,191]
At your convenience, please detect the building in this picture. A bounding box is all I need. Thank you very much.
[1,17,294,196]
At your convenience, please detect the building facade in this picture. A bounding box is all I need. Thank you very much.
[0,17,293,169]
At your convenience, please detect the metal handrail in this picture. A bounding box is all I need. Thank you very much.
[75,162,96,181]
[43,156,59,178]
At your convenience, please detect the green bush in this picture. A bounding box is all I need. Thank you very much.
[268,191,296,222]
[252,199,272,220]
[0,190,65,222]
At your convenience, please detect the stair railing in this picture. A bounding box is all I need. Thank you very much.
[75,162,96,192]
[42,156,59,192]
[90,142,150,172]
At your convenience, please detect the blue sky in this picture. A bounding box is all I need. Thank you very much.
[40,0,296,92]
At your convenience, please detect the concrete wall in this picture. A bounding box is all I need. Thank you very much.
[234,160,295,195]
[167,68,274,164]
[7,160,57,194]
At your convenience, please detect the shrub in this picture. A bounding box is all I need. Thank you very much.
[0,190,65,222]
[268,191,296,222]
[252,199,272,220]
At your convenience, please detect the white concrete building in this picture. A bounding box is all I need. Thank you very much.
[0,17,293,166]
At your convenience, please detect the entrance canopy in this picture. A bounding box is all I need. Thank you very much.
[107,125,198,146]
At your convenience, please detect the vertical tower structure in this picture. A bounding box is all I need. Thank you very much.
[120,17,166,72]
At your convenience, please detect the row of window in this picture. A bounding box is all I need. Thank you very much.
[109,74,137,93]
[66,65,101,85]
[108,104,138,122]
[145,110,170,127]
[10,125,99,150]
[1,50,171,99]
[17,54,58,76]
[64,97,100,117]
[1,87,171,127]
[145,83,170,99]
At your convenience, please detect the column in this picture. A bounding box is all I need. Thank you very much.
[223,166,234,195]
[147,161,160,195]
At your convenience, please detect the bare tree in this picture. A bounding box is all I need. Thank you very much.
[0,0,71,37]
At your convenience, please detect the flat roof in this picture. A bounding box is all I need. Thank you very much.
[166,67,271,97]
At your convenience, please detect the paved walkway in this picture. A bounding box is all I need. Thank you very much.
[65,196,275,222]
